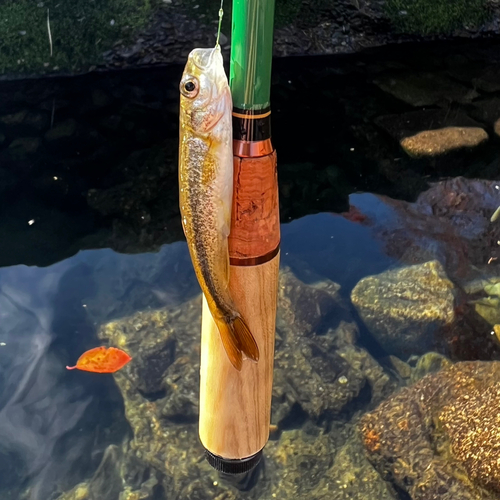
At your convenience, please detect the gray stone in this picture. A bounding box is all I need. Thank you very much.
[374,73,479,107]
[45,119,77,140]
[375,108,483,142]
[24,111,49,131]
[91,89,111,108]
[472,66,500,93]
[351,260,456,357]
[466,97,500,126]
[0,110,27,125]
[8,137,41,157]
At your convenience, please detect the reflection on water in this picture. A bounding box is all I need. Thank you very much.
[2,39,500,500]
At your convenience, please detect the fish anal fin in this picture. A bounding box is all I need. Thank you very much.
[214,317,243,371]
[233,316,260,363]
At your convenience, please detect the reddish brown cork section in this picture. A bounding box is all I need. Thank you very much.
[229,151,280,265]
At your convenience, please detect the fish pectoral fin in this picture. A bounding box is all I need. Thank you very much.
[215,317,243,371]
[233,316,260,363]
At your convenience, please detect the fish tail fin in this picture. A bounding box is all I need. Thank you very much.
[233,315,260,363]
[214,317,243,371]
[214,315,259,370]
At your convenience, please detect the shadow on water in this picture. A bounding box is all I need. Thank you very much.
[1,37,500,499]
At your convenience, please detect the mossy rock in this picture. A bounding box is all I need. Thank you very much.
[385,0,489,35]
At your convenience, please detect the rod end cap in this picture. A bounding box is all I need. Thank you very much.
[204,448,262,474]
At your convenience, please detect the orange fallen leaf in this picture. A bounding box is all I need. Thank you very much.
[66,346,132,373]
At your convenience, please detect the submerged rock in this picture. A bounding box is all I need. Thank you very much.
[99,298,201,422]
[466,97,500,126]
[8,137,41,156]
[360,361,500,499]
[265,426,397,500]
[410,351,452,383]
[495,118,500,138]
[472,281,500,326]
[386,355,412,381]
[0,110,27,125]
[45,119,78,140]
[55,445,123,500]
[367,178,500,281]
[373,73,479,107]
[351,260,456,357]
[92,266,396,499]
[400,127,488,158]
[310,433,397,500]
[472,66,500,93]
[375,108,482,144]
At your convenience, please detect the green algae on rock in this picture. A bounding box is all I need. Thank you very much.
[351,260,456,357]
[265,427,398,500]
[310,434,397,500]
[360,361,500,500]
[471,281,500,326]
[410,351,452,383]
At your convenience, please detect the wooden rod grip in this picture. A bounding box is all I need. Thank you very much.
[199,252,279,459]
[228,151,280,263]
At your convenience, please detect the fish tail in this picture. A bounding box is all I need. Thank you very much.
[233,315,260,363]
[214,314,259,371]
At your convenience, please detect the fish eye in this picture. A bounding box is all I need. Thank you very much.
[180,77,199,98]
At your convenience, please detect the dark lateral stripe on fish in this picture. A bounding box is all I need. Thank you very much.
[232,108,271,142]
[230,243,280,267]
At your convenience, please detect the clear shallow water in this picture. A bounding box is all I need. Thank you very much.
[2,39,500,500]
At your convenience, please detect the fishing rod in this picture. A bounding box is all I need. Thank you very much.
[199,0,279,474]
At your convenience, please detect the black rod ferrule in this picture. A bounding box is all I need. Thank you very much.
[204,448,263,474]
[232,106,271,142]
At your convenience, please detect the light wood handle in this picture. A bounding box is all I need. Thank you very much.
[199,252,279,459]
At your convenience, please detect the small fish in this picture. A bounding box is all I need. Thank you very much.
[178,46,259,371]
[66,346,132,373]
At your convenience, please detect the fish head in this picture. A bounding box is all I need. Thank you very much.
[179,46,231,135]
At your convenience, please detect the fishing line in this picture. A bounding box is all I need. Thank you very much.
[47,8,53,57]
[215,0,224,47]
